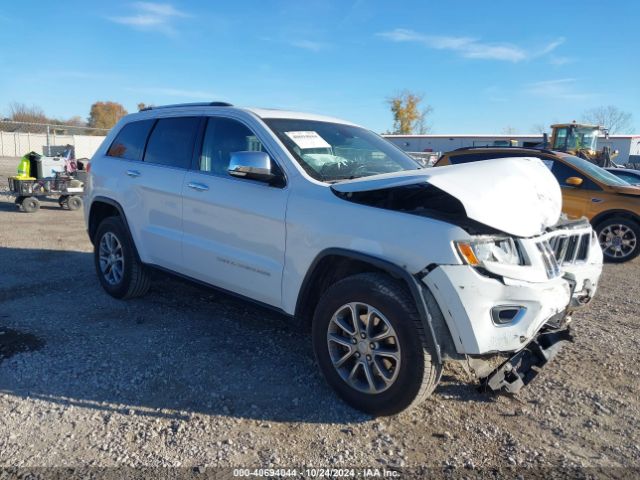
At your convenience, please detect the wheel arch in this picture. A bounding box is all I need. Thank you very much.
[295,248,443,364]
[591,209,640,228]
[88,197,142,262]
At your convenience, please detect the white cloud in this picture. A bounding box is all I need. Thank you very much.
[524,78,597,100]
[127,87,219,100]
[108,2,189,35]
[290,40,329,52]
[536,38,565,56]
[378,29,564,63]
[549,56,573,66]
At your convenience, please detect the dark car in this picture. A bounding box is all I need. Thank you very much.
[605,167,640,186]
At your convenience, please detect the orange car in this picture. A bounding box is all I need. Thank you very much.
[435,147,640,262]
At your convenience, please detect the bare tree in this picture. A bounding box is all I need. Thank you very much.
[582,106,634,134]
[502,126,518,135]
[387,90,433,134]
[9,102,47,123]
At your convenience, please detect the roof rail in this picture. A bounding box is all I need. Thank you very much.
[140,102,233,111]
[452,145,556,155]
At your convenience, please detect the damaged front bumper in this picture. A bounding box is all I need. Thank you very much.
[421,218,602,356]
[422,265,573,354]
[481,327,573,393]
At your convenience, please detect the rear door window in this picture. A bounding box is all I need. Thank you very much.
[143,117,201,169]
[107,120,155,161]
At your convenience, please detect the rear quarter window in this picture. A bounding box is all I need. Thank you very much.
[107,120,155,161]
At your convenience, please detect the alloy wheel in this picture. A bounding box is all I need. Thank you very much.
[599,224,637,259]
[326,302,401,394]
[99,232,125,285]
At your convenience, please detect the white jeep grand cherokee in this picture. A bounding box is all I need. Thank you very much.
[85,102,603,415]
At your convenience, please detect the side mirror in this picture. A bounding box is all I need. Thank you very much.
[228,151,274,182]
[566,176,583,187]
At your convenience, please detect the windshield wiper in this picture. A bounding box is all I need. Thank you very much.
[326,175,358,184]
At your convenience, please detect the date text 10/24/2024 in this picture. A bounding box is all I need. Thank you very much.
[232,468,402,478]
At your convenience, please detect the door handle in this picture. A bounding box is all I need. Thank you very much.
[126,170,141,178]
[187,182,209,191]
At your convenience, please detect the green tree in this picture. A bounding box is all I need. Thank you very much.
[88,101,128,130]
[387,91,433,134]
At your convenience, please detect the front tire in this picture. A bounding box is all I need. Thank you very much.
[596,216,640,263]
[312,272,441,416]
[94,216,151,299]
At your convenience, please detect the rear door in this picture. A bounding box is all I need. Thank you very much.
[181,116,289,307]
[111,116,201,271]
[103,118,155,254]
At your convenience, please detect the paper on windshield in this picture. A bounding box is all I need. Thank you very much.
[285,131,331,150]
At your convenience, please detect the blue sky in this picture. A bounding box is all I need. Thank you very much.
[1,0,638,133]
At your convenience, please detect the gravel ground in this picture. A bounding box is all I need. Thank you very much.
[0,157,639,478]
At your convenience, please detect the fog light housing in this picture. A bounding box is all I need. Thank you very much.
[491,306,527,325]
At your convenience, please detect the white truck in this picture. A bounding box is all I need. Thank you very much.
[84,102,603,415]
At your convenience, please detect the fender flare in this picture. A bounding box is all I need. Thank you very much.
[89,196,142,262]
[296,247,443,364]
[590,209,640,228]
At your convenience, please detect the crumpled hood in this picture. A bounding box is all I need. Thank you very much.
[331,157,562,237]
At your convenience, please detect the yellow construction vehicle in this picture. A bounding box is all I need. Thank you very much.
[548,121,617,167]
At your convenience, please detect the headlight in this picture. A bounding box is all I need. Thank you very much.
[455,237,524,266]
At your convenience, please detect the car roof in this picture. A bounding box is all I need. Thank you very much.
[132,102,358,127]
[447,146,558,156]
[243,107,357,126]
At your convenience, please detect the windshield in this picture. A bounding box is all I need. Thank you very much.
[562,154,631,186]
[554,126,598,151]
[264,118,421,182]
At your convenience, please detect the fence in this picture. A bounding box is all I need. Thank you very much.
[0,121,108,159]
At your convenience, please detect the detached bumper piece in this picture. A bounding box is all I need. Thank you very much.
[482,329,573,393]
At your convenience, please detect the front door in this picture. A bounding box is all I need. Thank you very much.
[548,159,595,219]
[181,116,289,307]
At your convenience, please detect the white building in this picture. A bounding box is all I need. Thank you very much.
[384,134,640,165]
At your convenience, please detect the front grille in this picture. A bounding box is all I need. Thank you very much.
[548,232,591,264]
[536,241,561,278]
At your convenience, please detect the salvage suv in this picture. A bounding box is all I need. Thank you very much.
[85,103,603,415]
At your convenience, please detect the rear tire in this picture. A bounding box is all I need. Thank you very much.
[312,272,441,416]
[595,216,640,263]
[94,216,151,299]
[21,197,40,213]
